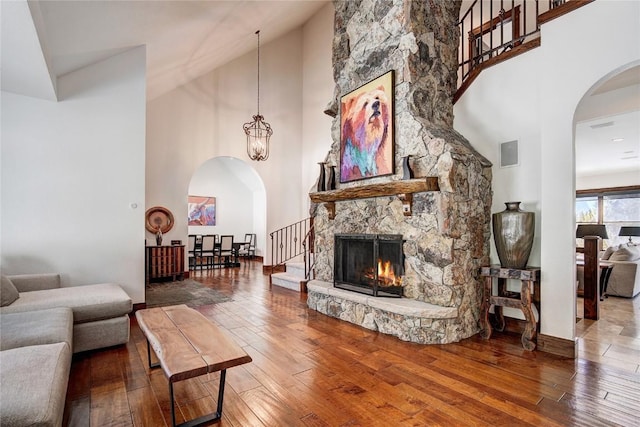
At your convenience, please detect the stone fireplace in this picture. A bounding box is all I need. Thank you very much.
[306,0,492,344]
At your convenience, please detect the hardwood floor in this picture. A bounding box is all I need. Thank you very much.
[65,261,640,426]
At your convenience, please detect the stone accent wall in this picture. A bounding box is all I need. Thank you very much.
[309,0,493,344]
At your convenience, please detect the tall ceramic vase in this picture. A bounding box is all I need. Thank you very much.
[316,162,326,192]
[401,155,414,180]
[492,202,534,269]
[327,166,336,190]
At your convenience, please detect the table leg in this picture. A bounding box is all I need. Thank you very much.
[146,339,159,369]
[169,369,227,427]
[493,278,506,331]
[519,280,537,351]
[480,276,492,339]
[216,369,227,416]
[600,266,613,301]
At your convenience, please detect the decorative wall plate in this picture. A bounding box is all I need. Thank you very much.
[145,206,174,233]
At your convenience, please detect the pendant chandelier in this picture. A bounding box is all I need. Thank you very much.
[243,30,272,161]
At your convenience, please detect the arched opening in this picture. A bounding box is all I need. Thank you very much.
[188,156,267,262]
[573,61,640,341]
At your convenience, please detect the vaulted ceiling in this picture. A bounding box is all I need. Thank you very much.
[1,0,328,101]
[2,0,637,179]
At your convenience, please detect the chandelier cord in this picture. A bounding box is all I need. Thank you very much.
[256,30,260,116]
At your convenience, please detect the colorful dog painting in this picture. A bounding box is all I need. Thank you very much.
[340,71,394,183]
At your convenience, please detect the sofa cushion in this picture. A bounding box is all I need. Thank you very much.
[0,283,132,323]
[601,245,617,260]
[1,275,19,307]
[610,245,640,262]
[0,307,73,351]
[0,342,71,427]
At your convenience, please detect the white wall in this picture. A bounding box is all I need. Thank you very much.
[302,3,335,212]
[454,1,640,340]
[577,170,639,190]
[187,156,265,252]
[1,47,146,302]
[146,29,307,265]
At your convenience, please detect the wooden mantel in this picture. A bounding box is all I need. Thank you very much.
[309,177,439,219]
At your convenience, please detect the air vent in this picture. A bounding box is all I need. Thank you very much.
[500,140,518,168]
[590,121,615,129]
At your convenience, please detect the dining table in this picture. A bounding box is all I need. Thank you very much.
[229,241,249,267]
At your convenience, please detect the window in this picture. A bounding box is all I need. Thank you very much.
[576,188,640,249]
[576,196,597,223]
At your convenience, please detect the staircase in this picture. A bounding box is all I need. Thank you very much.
[455,0,594,102]
[269,217,314,292]
[270,260,314,293]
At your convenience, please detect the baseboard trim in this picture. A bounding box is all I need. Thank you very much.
[264,264,285,275]
[132,303,146,312]
[537,334,577,358]
[497,316,576,358]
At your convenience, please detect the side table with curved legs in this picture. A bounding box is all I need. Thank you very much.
[480,265,541,351]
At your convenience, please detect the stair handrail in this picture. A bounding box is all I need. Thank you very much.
[457,1,589,96]
[458,0,541,87]
[270,217,315,280]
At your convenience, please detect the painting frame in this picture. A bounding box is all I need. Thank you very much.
[340,70,395,183]
[188,196,216,226]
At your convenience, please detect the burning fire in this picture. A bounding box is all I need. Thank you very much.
[377,259,402,287]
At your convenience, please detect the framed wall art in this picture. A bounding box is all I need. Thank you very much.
[340,70,394,183]
[187,196,216,226]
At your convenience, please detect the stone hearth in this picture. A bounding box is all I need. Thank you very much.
[307,0,492,344]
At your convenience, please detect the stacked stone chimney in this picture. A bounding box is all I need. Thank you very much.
[308,0,492,343]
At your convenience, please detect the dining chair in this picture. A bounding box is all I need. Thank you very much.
[201,235,216,269]
[216,235,234,268]
[239,233,256,259]
[193,235,204,269]
[187,235,197,270]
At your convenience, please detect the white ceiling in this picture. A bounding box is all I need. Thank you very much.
[1,0,328,101]
[575,109,640,177]
[575,66,640,179]
[2,0,638,180]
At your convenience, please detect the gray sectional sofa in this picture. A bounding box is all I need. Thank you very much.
[1,308,74,427]
[0,273,132,426]
[577,244,640,298]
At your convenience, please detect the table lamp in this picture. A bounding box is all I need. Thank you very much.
[576,224,608,239]
[618,226,640,243]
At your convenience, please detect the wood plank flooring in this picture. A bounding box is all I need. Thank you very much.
[65,261,640,426]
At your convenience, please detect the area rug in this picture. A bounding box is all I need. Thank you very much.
[145,279,232,308]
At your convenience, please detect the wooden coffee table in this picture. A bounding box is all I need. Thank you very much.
[135,304,252,427]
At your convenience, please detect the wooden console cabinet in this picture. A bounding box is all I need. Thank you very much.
[145,245,185,284]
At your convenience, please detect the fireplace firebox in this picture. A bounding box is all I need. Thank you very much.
[334,234,404,297]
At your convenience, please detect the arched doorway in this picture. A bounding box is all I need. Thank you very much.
[572,62,640,351]
[188,156,267,260]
